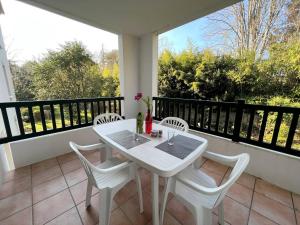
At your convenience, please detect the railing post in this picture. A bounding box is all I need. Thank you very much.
[232,99,245,142]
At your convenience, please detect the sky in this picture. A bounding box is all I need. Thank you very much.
[159,17,223,54]
[0,0,224,65]
[0,0,118,64]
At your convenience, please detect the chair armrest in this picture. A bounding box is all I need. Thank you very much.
[75,143,106,151]
[177,176,221,195]
[93,161,134,174]
[203,151,240,164]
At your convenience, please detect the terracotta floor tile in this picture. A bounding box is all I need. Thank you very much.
[139,168,151,188]
[32,165,62,187]
[252,192,296,225]
[142,180,172,204]
[166,197,195,225]
[200,167,223,185]
[64,168,87,187]
[0,206,32,225]
[110,208,132,225]
[225,169,256,189]
[32,158,58,174]
[120,191,152,225]
[296,211,300,225]
[161,211,182,225]
[3,165,31,183]
[2,155,300,225]
[212,213,230,225]
[45,207,82,225]
[33,176,68,204]
[215,196,249,225]
[57,152,78,164]
[226,182,253,207]
[114,180,137,205]
[255,179,293,208]
[248,210,278,225]
[33,189,75,225]
[292,193,300,211]
[0,176,31,200]
[201,159,228,176]
[77,193,118,225]
[85,152,101,163]
[61,158,82,174]
[0,189,32,221]
[81,150,98,156]
[70,180,99,205]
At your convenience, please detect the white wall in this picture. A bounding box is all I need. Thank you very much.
[118,32,158,118]
[118,34,140,119]
[9,126,100,168]
[139,33,158,112]
[0,27,15,103]
[0,26,17,185]
[8,124,300,194]
[190,130,300,194]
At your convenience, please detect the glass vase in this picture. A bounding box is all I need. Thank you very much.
[145,109,152,134]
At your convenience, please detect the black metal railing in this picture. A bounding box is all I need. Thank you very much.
[0,97,124,144]
[153,97,300,157]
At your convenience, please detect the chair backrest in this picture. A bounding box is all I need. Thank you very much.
[69,142,97,185]
[159,117,189,132]
[93,113,123,125]
[214,153,249,206]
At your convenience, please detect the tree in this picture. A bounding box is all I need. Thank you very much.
[195,50,237,100]
[158,48,238,100]
[284,0,300,39]
[101,63,120,97]
[158,47,201,98]
[210,0,287,58]
[33,41,103,100]
[259,38,300,98]
[10,61,36,100]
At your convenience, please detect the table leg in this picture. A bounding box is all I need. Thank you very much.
[152,173,159,225]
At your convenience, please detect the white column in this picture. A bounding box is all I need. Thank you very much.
[118,32,158,118]
[0,26,16,178]
[139,33,158,112]
[118,34,140,118]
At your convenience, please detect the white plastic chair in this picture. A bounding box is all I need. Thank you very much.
[159,117,190,188]
[160,151,249,225]
[93,113,123,161]
[159,117,189,132]
[93,113,123,125]
[69,141,144,225]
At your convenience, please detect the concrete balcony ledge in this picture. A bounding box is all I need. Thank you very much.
[3,125,300,194]
[189,129,300,194]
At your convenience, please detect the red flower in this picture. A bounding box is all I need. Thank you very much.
[134,92,143,101]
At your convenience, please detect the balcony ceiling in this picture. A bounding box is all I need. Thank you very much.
[17,0,240,36]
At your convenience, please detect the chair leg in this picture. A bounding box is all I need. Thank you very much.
[135,171,144,213]
[218,201,224,225]
[99,189,113,225]
[160,178,171,225]
[85,180,93,208]
[195,207,212,225]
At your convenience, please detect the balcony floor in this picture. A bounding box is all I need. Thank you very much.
[0,150,299,225]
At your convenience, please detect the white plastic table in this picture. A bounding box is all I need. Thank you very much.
[93,119,208,225]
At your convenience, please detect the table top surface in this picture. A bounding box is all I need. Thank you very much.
[93,119,208,177]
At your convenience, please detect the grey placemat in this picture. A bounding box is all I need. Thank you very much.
[107,130,150,149]
[155,135,203,159]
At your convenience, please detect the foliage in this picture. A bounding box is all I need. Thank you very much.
[195,51,237,100]
[10,61,36,100]
[10,41,120,100]
[32,41,102,99]
[158,38,300,103]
